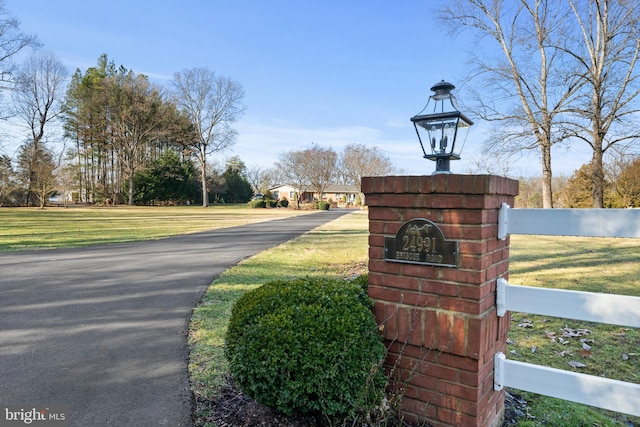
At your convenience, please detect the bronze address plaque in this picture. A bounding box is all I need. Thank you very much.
[384,218,459,268]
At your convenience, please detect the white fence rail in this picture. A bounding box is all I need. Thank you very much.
[496,278,640,328]
[494,353,640,417]
[498,203,640,240]
[494,204,640,417]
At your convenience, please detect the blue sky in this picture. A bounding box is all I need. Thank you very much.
[2,0,591,176]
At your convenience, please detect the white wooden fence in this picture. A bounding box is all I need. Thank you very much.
[494,203,640,417]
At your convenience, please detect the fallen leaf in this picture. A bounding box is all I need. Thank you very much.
[579,349,592,357]
[582,342,592,351]
[561,327,591,337]
[568,361,586,368]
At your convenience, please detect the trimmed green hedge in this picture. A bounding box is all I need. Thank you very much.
[224,276,386,418]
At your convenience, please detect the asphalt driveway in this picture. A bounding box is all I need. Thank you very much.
[0,209,351,426]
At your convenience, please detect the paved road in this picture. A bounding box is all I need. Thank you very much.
[0,209,351,426]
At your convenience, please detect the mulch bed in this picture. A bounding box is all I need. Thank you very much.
[192,380,528,426]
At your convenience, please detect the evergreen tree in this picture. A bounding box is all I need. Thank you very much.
[131,150,198,205]
[0,154,16,206]
[564,163,593,208]
[222,166,253,203]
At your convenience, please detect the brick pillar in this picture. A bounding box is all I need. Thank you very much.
[362,174,518,427]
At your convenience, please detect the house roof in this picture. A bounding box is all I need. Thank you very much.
[324,184,359,193]
[269,184,360,193]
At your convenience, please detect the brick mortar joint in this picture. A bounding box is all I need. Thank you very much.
[373,300,498,320]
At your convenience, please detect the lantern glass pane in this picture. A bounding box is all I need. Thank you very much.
[423,118,459,154]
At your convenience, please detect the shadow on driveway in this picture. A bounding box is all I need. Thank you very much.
[0,210,351,426]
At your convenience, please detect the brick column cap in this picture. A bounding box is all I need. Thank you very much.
[362,174,519,197]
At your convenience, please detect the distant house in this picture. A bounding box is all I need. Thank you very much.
[268,184,361,206]
[268,184,301,202]
[320,184,360,205]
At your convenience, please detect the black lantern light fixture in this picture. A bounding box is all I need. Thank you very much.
[411,80,473,174]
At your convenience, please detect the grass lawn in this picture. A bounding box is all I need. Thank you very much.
[3,205,637,425]
[506,235,640,426]
[0,205,313,251]
[189,212,639,426]
[189,210,370,400]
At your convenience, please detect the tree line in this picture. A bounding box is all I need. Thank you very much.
[0,43,248,207]
[517,152,640,208]
[0,59,393,208]
[0,52,395,207]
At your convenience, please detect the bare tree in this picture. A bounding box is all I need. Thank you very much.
[516,176,544,208]
[463,150,518,176]
[305,144,337,203]
[0,1,39,116]
[12,51,67,143]
[439,0,582,208]
[245,164,272,194]
[276,144,337,209]
[276,150,310,209]
[16,140,56,208]
[265,166,287,189]
[12,50,67,204]
[172,67,245,207]
[563,0,640,208]
[606,151,640,208]
[337,143,396,191]
[31,146,57,209]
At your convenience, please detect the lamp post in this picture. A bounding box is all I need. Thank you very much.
[411,80,473,174]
